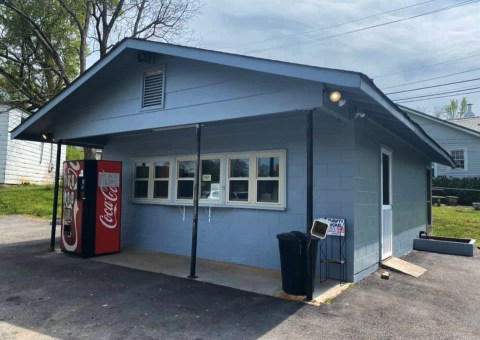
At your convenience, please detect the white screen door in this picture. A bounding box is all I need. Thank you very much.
[381,148,393,259]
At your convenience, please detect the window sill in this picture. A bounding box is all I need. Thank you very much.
[131,199,286,211]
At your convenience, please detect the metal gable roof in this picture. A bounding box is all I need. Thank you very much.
[401,105,480,139]
[11,38,454,167]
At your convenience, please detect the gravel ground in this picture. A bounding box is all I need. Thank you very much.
[0,216,479,339]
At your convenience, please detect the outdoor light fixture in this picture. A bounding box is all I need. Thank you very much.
[329,90,342,103]
[354,112,366,119]
[338,98,347,107]
[41,133,53,142]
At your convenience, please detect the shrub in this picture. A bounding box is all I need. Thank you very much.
[433,176,480,206]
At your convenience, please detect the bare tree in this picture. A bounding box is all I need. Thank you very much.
[0,0,200,159]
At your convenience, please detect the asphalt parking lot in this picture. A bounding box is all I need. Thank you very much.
[0,216,479,339]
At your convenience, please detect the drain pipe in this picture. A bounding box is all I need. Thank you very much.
[306,110,314,301]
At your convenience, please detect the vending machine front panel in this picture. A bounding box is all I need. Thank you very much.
[94,161,122,255]
[61,161,84,254]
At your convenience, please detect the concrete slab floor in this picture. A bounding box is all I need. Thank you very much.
[93,248,351,305]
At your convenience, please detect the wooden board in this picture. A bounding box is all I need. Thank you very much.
[381,257,427,278]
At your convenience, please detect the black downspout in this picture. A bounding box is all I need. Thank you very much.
[188,123,202,279]
[306,110,314,301]
[50,142,62,251]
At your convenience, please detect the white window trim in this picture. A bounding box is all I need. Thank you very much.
[174,154,224,205]
[132,157,172,202]
[448,148,468,171]
[141,65,166,110]
[131,150,287,210]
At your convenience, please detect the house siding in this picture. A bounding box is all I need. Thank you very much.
[0,110,8,183]
[103,111,356,280]
[353,120,429,281]
[53,53,324,140]
[407,113,480,177]
[2,109,66,185]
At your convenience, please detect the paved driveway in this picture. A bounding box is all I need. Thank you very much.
[0,216,479,339]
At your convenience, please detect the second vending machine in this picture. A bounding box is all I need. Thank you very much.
[61,160,122,257]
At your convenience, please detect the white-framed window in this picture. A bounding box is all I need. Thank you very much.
[175,156,223,204]
[132,150,286,209]
[153,160,170,199]
[142,66,165,108]
[449,149,467,170]
[227,157,251,204]
[133,158,171,201]
[133,161,150,198]
[226,151,286,208]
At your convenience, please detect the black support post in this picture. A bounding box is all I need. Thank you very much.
[306,110,314,301]
[189,123,202,279]
[50,142,62,251]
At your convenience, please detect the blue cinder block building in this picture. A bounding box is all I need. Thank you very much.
[12,39,454,282]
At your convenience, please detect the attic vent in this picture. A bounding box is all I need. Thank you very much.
[142,68,165,108]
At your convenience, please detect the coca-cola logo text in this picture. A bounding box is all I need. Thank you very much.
[100,185,118,229]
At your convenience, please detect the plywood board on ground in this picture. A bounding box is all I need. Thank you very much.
[381,256,427,277]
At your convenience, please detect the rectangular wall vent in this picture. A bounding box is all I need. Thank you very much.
[142,69,164,108]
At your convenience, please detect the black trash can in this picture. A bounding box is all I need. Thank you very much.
[277,231,318,295]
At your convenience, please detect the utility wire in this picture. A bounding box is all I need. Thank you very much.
[243,0,479,54]
[385,77,480,95]
[219,0,440,50]
[395,89,480,103]
[374,51,480,79]
[392,85,480,101]
[381,67,480,89]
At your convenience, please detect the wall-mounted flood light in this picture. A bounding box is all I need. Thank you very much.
[329,90,347,108]
[329,91,342,103]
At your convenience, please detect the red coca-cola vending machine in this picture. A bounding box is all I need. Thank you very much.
[61,160,122,257]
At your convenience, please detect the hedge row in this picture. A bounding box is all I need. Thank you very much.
[432,176,480,206]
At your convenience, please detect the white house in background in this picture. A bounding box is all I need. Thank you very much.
[402,104,480,178]
[0,106,65,184]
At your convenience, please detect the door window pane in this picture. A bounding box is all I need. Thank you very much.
[257,157,279,177]
[154,181,168,199]
[229,180,249,201]
[257,181,279,203]
[382,154,390,205]
[201,159,220,199]
[135,162,149,178]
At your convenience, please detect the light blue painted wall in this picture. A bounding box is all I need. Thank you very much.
[353,120,429,281]
[53,51,323,140]
[103,111,357,280]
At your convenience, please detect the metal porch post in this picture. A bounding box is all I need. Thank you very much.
[188,123,202,279]
[306,110,314,301]
[50,142,62,251]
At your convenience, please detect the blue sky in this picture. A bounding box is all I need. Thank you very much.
[189,0,480,115]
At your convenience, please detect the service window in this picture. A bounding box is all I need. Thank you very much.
[256,156,280,203]
[200,159,221,201]
[153,160,170,199]
[177,160,195,199]
[134,161,150,198]
[228,158,250,203]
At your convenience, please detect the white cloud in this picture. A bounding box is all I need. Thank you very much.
[188,0,480,114]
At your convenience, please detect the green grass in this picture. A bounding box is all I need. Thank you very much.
[0,185,61,219]
[432,206,480,243]
[1,185,479,245]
